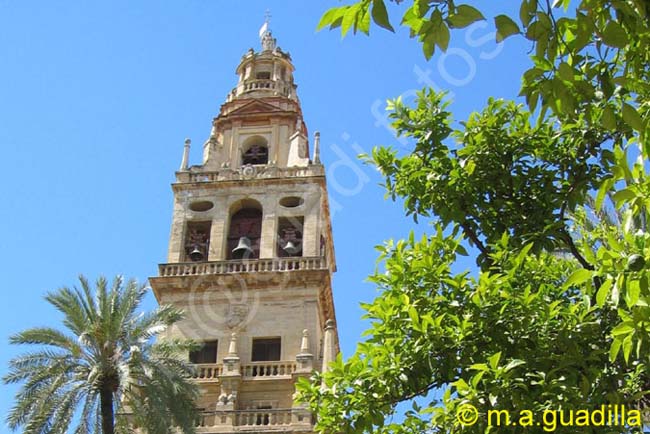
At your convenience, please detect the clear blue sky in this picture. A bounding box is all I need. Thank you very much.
[0,0,528,422]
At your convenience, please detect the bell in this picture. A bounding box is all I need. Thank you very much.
[232,236,254,258]
[189,245,204,262]
[283,240,301,255]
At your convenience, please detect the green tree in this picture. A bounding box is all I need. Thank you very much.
[4,275,199,434]
[297,1,650,433]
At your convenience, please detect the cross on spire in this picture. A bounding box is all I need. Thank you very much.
[259,10,277,51]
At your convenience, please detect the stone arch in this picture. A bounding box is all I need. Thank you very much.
[241,135,269,166]
[226,198,263,259]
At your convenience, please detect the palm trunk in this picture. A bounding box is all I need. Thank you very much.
[100,387,115,434]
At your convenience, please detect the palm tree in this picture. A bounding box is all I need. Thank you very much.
[4,275,199,434]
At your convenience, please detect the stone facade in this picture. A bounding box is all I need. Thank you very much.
[149,25,339,433]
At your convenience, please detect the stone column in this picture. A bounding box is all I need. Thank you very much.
[271,118,280,165]
[302,211,318,257]
[295,329,314,373]
[180,138,191,170]
[167,206,186,262]
[230,121,242,168]
[313,132,321,164]
[219,332,242,415]
[259,210,277,258]
[208,218,226,261]
[321,319,336,373]
[292,329,315,427]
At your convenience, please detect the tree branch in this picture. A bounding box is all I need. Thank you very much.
[388,381,439,406]
[558,229,594,271]
[461,221,492,266]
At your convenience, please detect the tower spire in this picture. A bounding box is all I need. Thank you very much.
[258,10,276,51]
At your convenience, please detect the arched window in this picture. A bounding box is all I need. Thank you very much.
[242,136,269,166]
[277,216,303,257]
[227,200,263,259]
[184,221,211,262]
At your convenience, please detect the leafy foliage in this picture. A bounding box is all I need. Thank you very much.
[298,1,650,433]
[4,276,199,434]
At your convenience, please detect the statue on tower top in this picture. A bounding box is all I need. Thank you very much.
[258,10,276,51]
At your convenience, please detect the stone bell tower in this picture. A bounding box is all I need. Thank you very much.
[149,21,339,433]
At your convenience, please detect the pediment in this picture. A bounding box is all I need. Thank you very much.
[227,99,283,116]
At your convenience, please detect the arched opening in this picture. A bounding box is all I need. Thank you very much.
[255,71,271,80]
[277,216,303,258]
[242,136,269,166]
[184,221,211,262]
[227,200,263,260]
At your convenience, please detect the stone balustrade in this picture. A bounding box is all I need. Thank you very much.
[191,364,223,381]
[159,256,327,277]
[196,409,295,429]
[238,78,292,97]
[241,361,296,378]
[177,164,324,184]
[235,409,293,427]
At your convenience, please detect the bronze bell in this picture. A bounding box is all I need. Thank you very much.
[232,236,254,258]
[283,240,301,255]
[189,245,205,262]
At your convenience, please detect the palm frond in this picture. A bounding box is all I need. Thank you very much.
[9,327,82,355]
[5,274,199,433]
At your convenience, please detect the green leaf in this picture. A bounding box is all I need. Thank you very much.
[601,21,628,48]
[358,8,371,35]
[609,338,622,362]
[342,4,361,37]
[622,335,633,363]
[564,268,592,288]
[622,103,644,132]
[454,378,470,394]
[422,32,436,60]
[519,0,534,27]
[612,188,637,206]
[494,15,521,42]
[488,352,502,370]
[596,278,613,307]
[503,359,526,372]
[436,22,451,51]
[557,62,573,82]
[318,6,347,31]
[526,20,549,41]
[611,322,634,336]
[371,0,394,32]
[469,363,489,371]
[573,12,592,50]
[602,106,617,130]
[595,178,614,210]
[625,279,641,308]
[448,4,485,29]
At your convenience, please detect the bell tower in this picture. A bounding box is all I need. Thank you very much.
[149,21,339,433]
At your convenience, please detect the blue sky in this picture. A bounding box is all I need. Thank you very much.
[0,0,529,423]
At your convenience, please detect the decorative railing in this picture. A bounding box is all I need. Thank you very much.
[159,256,327,277]
[178,165,324,183]
[235,409,293,427]
[196,409,295,428]
[191,364,222,381]
[241,361,296,378]
[239,79,292,97]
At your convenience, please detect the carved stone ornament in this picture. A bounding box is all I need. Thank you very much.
[226,304,249,329]
[241,165,255,178]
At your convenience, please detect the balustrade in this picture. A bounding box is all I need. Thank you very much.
[191,364,222,381]
[159,256,326,277]
[241,361,296,378]
[182,165,323,183]
[235,409,293,427]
